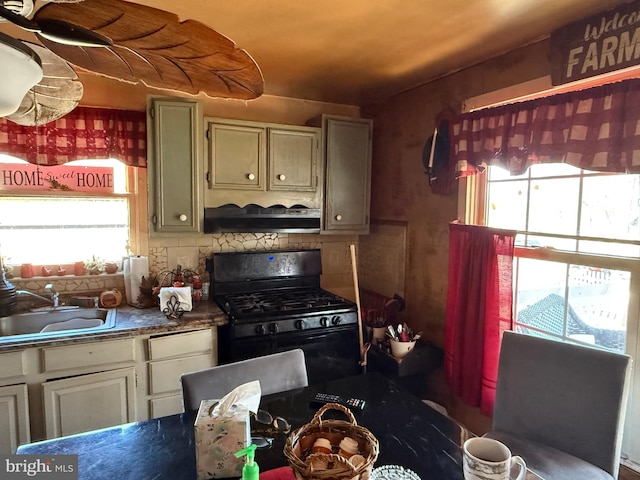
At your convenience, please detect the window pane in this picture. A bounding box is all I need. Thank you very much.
[529,163,581,178]
[515,258,568,336]
[580,174,640,241]
[0,197,128,265]
[579,239,640,257]
[528,177,579,235]
[567,265,628,352]
[486,179,529,231]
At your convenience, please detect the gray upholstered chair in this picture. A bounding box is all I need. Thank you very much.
[484,331,632,480]
[180,348,309,412]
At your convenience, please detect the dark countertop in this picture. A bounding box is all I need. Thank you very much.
[16,372,471,480]
[0,301,227,352]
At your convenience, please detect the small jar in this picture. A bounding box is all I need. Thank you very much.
[312,437,332,455]
[20,263,34,279]
[338,437,359,458]
[73,261,85,276]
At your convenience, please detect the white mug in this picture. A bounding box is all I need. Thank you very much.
[463,437,526,480]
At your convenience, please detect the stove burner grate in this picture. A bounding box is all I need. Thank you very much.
[219,288,354,319]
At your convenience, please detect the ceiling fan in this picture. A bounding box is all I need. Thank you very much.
[0,0,264,124]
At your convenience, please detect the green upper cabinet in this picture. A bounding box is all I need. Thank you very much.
[205,118,321,208]
[147,98,203,234]
[268,128,318,192]
[320,115,373,235]
[208,122,265,191]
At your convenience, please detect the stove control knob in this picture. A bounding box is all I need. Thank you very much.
[295,319,306,330]
[255,324,267,335]
[320,317,329,327]
[269,323,279,334]
[331,316,342,325]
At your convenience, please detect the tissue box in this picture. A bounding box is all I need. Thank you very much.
[194,399,250,480]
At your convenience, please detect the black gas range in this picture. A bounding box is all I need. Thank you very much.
[206,249,361,384]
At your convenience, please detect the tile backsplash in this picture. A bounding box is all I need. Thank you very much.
[9,233,359,301]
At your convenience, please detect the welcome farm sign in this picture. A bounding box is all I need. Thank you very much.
[550,0,640,85]
[0,163,114,194]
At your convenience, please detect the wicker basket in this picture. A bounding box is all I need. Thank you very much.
[284,403,379,480]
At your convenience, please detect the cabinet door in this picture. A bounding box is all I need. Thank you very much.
[149,98,202,234]
[209,122,265,190]
[0,384,29,454]
[323,117,373,234]
[43,367,136,439]
[268,128,318,192]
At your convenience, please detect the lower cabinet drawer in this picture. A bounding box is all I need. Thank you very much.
[149,394,184,418]
[147,329,213,361]
[0,351,26,379]
[148,353,213,395]
[41,339,135,373]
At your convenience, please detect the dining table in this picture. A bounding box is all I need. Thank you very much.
[17,371,542,479]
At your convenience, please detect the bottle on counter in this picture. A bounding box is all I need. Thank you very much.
[235,444,259,480]
[192,275,203,302]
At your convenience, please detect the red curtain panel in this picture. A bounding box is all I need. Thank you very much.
[444,222,516,416]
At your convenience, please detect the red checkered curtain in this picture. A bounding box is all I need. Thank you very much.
[444,222,515,416]
[451,78,640,177]
[0,107,147,167]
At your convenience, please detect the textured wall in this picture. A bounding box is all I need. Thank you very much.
[365,40,552,347]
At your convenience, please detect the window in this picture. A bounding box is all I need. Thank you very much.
[484,163,640,353]
[461,76,640,470]
[0,155,139,269]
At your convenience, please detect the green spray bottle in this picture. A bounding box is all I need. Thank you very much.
[235,444,259,480]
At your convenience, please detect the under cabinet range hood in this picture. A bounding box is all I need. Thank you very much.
[203,205,321,234]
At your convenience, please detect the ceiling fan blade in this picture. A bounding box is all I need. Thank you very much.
[35,0,264,100]
[0,4,112,47]
[0,4,39,31]
[37,18,113,47]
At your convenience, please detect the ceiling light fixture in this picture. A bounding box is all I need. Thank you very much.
[0,32,42,117]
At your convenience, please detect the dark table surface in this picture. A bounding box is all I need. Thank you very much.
[17,372,472,480]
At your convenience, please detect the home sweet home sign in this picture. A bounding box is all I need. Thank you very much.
[550,0,640,85]
[0,163,113,194]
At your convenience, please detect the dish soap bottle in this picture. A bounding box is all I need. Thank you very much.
[235,444,259,480]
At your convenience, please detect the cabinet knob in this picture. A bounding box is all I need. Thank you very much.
[179,214,188,222]
[247,173,256,181]
[335,214,343,221]
[277,174,286,181]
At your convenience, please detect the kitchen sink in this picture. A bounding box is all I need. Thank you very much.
[0,308,117,337]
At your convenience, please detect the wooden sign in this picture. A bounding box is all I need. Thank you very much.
[550,0,640,85]
[0,163,114,193]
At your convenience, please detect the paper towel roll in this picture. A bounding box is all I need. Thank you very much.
[123,257,132,304]
[125,256,149,305]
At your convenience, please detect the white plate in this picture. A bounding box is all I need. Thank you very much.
[370,465,421,480]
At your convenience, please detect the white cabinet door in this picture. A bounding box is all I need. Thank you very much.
[42,367,136,439]
[0,384,29,454]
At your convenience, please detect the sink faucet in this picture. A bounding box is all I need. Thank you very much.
[16,284,59,308]
[45,284,59,308]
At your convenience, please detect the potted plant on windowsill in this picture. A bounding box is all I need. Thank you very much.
[84,256,105,275]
